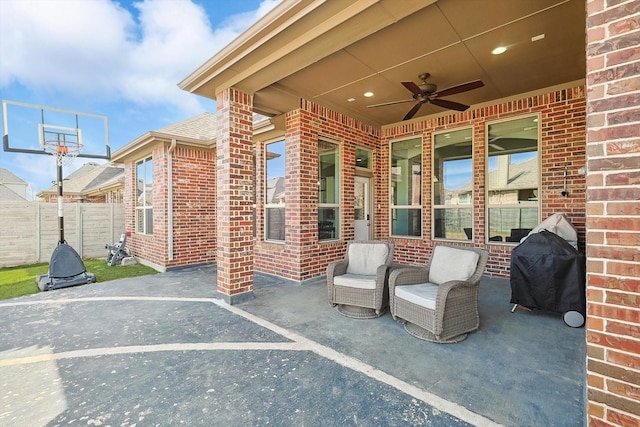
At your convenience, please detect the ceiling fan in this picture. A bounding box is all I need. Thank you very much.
[368,73,484,120]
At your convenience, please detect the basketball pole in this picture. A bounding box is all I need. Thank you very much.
[56,156,64,244]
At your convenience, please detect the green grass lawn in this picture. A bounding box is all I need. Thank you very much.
[0,259,158,300]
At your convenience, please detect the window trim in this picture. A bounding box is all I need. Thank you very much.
[135,156,153,235]
[431,126,474,242]
[264,139,286,243]
[485,113,541,245]
[318,137,342,242]
[389,136,423,239]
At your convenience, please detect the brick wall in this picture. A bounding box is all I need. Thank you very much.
[124,145,167,269]
[254,100,381,281]
[586,1,640,425]
[381,83,587,276]
[215,88,254,301]
[123,143,216,270]
[168,146,217,267]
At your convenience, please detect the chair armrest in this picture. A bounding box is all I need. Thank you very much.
[375,263,392,279]
[327,260,348,279]
[388,267,430,287]
[388,267,430,320]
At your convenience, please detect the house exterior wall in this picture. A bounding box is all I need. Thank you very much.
[170,146,216,267]
[381,83,587,276]
[253,100,381,281]
[122,144,216,270]
[585,1,640,425]
[124,145,168,269]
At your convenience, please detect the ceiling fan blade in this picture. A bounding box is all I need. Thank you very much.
[430,98,470,112]
[403,102,423,120]
[401,81,423,97]
[434,80,484,98]
[367,99,415,108]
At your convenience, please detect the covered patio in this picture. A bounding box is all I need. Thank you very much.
[176,0,637,425]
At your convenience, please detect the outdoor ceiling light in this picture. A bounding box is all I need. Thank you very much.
[491,46,507,55]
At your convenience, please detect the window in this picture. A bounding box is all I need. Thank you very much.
[265,140,286,241]
[486,115,539,243]
[319,139,340,241]
[433,128,473,240]
[391,137,422,237]
[355,147,372,170]
[135,157,153,235]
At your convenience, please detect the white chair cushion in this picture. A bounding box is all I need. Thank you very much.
[395,283,438,310]
[346,243,389,276]
[429,246,479,285]
[334,273,377,290]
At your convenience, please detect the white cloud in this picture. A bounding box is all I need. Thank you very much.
[0,0,279,116]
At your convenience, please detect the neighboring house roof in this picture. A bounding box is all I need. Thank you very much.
[0,168,27,184]
[0,184,27,201]
[266,176,285,204]
[452,156,538,195]
[37,162,124,198]
[0,167,29,200]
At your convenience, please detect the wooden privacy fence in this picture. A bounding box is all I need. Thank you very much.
[0,202,125,268]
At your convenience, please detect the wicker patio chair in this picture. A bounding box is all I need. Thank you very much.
[388,245,488,343]
[327,241,394,319]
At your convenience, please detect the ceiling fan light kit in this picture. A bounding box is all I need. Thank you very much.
[368,72,484,120]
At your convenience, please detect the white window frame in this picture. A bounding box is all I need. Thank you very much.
[318,138,341,242]
[432,127,474,241]
[390,136,423,238]
[485,114,541,244]
[135,156,153,235]
[264,139,286,242]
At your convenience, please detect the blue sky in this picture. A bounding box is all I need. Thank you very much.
[0,0,279,197]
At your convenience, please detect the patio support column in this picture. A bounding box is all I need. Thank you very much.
[215,87,254,304]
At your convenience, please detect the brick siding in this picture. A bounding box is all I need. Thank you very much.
[122,143,216,270]
[252,84,587,280]
[586,0,640,425]
[381,84,586,275]
[253,100,381,281]
[215,88,255,299]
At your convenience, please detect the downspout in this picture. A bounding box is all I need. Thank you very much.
[168,139,177,262]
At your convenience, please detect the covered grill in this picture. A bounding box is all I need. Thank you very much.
[510,229,586,327]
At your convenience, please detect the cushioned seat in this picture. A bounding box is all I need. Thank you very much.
[389,245,488,343]
[327,241,394,318]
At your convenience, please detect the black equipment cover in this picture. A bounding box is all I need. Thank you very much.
[510,230,586,315]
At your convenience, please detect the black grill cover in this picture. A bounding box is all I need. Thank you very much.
[510,230,586,315]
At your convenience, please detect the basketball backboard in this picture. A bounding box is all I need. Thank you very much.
[2,100,110,159]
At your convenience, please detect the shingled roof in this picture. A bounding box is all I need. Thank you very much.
[37,162,124,197]
[155,112,216,141]
[0,167,29,200]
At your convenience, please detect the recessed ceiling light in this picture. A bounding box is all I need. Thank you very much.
[491,46,507,55]
[363,91,374,97]
[531,34,545,42]
[347,98,356,102]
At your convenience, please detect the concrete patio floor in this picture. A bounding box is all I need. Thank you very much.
[0,264,585,426]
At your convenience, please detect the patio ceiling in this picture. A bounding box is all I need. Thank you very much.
[180,0,586,127]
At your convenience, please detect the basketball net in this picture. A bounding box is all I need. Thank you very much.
[43,140,82,166]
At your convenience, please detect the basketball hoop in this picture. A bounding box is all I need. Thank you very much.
[43,139,83,165]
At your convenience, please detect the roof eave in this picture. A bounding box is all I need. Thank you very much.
[111,131,215,164]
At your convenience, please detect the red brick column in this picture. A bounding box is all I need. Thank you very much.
[216,88,254,303]
[586,1,640,425]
